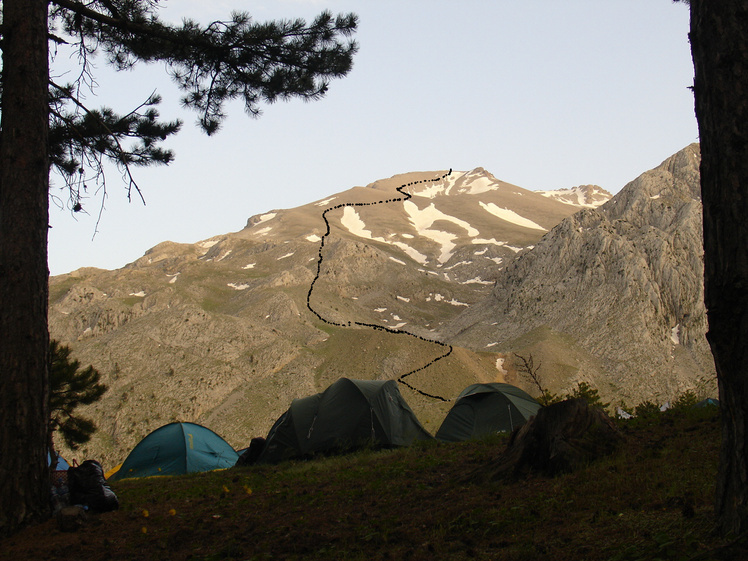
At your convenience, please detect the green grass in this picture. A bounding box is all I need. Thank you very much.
[5,407,741,561]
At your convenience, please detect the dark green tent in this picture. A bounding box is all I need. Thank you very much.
[257,378,433,464]
[111,422,239,480]
[435,383,541,442]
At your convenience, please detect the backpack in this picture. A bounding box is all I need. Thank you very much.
[67,459,119,513]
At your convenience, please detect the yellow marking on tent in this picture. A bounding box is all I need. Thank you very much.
[188,433,194,449]
[104,463,122,479]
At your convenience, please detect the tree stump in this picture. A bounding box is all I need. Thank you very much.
[476,398,623,481]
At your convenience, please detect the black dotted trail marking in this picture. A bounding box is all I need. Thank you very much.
[306,170,454,402]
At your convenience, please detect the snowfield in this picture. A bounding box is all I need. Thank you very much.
[478,202,546,231]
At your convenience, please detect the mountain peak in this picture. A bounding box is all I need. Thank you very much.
[535,184,612,208]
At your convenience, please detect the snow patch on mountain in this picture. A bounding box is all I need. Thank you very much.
[256,212,277,225]
[479,202,547,231]
[391,243,428,265]
[459,168,504,195]
[341,207,377,240]
[404,201,479,236]
[412,183,446,199]
[472,238,523,253]
[403,200,478,263]
[426,293,468,305]
[463,277,493,285]
[496,357,508,374]
[670,325,681,345]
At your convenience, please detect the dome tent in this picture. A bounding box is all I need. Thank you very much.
[110,422,238,480]
[257,378,433,464]
[436,383,542,442]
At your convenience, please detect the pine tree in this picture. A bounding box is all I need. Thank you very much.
[0,0,357,535]
[49,340,108,457]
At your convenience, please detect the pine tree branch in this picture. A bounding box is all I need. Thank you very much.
[50,79,146,207]
[52,0,173,41]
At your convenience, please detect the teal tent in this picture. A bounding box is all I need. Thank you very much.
[257,378,433,464]
[47,451,69,470]
[436,383,541,442]
[111,422,238,480]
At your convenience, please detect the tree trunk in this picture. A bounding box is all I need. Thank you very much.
[0,0,51,536]
[689,0,748,536]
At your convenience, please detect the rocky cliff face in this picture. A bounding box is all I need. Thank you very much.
[49,168,596,467]
[445,145,715,405]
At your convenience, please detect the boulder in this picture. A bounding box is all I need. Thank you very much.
[477,398,623,481]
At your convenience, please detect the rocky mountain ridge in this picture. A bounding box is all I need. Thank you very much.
[445,144,715,404]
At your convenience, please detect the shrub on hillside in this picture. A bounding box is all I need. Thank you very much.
[564,381,611,411]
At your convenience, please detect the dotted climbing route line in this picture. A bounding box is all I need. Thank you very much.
[306,170,455,402]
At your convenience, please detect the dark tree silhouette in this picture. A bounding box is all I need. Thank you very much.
[49,340,108,457]
[0,0,357,535]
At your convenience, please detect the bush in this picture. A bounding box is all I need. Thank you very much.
[671,390,700,411]
[536,389,560,407]
[634,400,661,419]
[564,381,611,411]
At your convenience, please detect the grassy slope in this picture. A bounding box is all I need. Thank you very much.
[4,407,742,561]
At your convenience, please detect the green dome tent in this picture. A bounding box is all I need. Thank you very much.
[110,422,238,480]
[257,378,433,464]
[436,383,542,442]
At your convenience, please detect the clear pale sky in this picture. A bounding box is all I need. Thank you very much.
[47,0,696,276]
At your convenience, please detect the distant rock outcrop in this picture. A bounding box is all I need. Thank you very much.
[445,144,715,405]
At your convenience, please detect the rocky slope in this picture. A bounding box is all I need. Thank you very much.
[49,168,598,467]
[444,144,716,405]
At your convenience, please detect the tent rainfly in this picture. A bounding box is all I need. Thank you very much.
[257,378,433,464]
[694,398,720,408]
[110,422,238,480]
[436,383,542,442]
